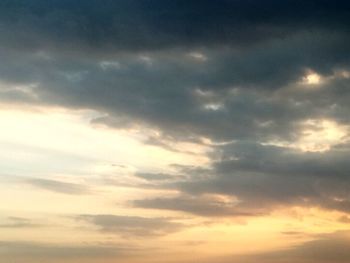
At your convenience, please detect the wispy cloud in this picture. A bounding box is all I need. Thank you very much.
[77,214,184,237]
[0,217,41,228]
[25,178,92,195]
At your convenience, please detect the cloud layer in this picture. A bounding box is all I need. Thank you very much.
[1,1,350,262]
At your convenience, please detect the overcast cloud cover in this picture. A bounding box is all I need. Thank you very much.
[1,1,350,263]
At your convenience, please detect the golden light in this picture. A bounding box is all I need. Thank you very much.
[303,72,322,85]
[296,119,348,152]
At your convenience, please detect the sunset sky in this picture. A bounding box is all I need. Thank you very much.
[1,1,350,262]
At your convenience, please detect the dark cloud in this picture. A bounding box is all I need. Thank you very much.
[134,141,350,216]
[2,0,350,222]
[1,35,350,144]
[1,1,350,144]
[77,214,184,237]
[0,0,349,53]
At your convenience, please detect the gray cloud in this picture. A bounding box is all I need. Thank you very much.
[0,23,350,145]
[134,195,264,217]
[2,0,350,223]
[216,231,350,263]
[0,217,40,228]
[134,141,350,216]
[77,214,184,237]
[25,178,91,195]
[1,37,349,144]
[0,0,350,144]
[0,240,131,262]
[134,172,183,181]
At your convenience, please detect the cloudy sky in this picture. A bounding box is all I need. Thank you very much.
[1,1,350,262]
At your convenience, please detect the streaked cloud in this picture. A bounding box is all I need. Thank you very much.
[25,178,92,195]
[0,241,131,263]
[77,214,184,237]
[0,217,41,228]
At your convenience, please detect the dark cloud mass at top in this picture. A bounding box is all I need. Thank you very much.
[2,0,350,224]
[0,0,349,52]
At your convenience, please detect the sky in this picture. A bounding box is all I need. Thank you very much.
[1,1,350,262]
